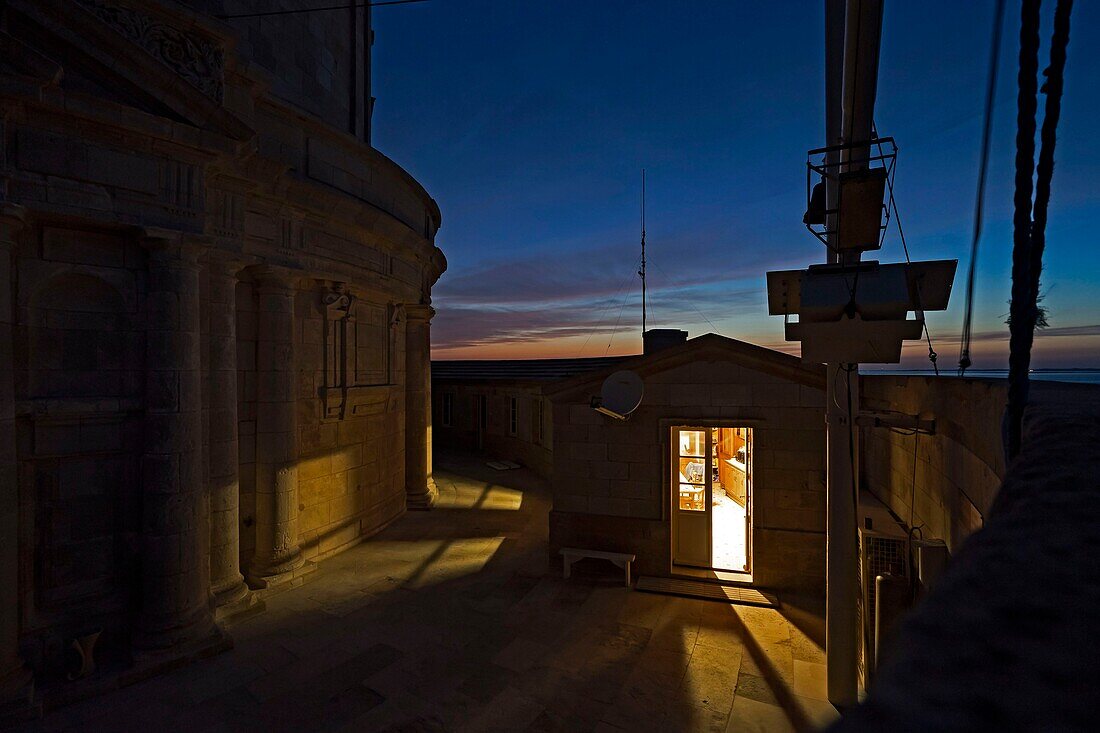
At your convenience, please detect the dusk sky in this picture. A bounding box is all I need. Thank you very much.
[372,0,1100,368]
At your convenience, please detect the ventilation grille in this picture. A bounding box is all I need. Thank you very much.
[858,531,906,687]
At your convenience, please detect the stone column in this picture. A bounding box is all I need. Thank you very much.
[247,267,304,586]
[136,233,216,651]
[205,258,250,611]
[0,206,33,715]
[404,304,438,509]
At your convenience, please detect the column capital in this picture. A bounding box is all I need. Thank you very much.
[202,251,249,279]
[404,303,436,324]
[139,228,207,263]
[248,265,300,293]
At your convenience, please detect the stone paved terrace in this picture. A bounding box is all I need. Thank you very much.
[19,453,835,733]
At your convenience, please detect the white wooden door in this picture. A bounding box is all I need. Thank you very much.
[672,427,712,567]
[744,428,752,572]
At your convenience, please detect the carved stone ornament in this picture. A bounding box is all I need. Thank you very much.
[75,0,225,101]
[320,288,393,420]
[322,291,354,313]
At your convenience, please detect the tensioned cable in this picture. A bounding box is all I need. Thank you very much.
[959,0,1007,376]
[1028,0,1072,326]
[215,0,431,19]
[648,258,723,336]
[1005,0,1042,460]
[578,260,640,356]
[606,276,640,354]
[873,130,940,374]
[1006,0,1073,460]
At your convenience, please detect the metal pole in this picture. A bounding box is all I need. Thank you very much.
[824,0,883,709]
[640,169,647,338]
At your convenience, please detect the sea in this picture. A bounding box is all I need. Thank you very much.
[862,369,1100,385]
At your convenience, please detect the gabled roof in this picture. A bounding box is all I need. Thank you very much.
[433,356,631,383]
[542,333,825,400]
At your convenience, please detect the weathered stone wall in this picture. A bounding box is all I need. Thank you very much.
[860,376,1007,550]
[235,274,417,574]
[186,0,371,140]
[12,226,147,677]
[433,382,554,478]
[831,388,1100,733]
[0,0,444,706]
[549,357,827,595]
[292,286,408,560]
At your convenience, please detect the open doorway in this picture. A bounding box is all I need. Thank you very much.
[671,426,752,576]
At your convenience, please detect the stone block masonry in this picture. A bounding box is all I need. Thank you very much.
[206,258,250,612]
[0,0,446,716]
[134,234,217,651]
[544,337,829,597]
[247,268,305,586]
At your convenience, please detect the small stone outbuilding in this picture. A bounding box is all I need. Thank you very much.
[544,334,828,596]
[431,358,625,477]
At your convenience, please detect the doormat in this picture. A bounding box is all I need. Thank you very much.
[635,576,777,607]
[486,460,520,470]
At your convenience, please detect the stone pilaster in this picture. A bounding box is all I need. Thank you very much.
[247,267,305,586]
[135,232,217,652]
[0,205,34,720]
[204,258,252,614]
[404,304,437,510]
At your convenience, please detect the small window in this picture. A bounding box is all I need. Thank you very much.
[441,393,453,427]
[509,397,518,435]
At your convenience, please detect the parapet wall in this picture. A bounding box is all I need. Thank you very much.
[833,387,1100,732]
[859,376,1007,550]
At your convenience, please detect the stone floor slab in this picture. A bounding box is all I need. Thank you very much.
[18,452,824,733]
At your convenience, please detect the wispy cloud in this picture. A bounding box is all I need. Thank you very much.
[436,218,812,306]
[432,222,806,356]
[922,323,1100,345]
[433,287,761,353]
[432,256,764,355]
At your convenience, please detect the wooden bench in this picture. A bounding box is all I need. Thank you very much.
[560,547,636,587]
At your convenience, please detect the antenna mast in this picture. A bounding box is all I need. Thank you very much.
[639,169,647,338]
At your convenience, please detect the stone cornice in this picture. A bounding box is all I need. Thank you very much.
[404,304,437,323]
[0,31,63,87]
[3,0,444,304]
[251,95,442,235]
[7,92,241,162]
[428,246,448,284]
[200,250,252,276]
[11,0,253,142]
[247,264,300,292]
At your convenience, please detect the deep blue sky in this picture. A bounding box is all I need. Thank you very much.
[372,0,1099,367]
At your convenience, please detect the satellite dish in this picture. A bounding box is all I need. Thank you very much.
[592,370,644,420]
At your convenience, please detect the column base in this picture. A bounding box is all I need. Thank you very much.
[212,574,263,625]
[214,590,265,626]
[406,478,438,511]
[247,547,304,583]
[124,625,231,688]
[132,603,218,655]
[212,574,250,609]
[246,560,317,596]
